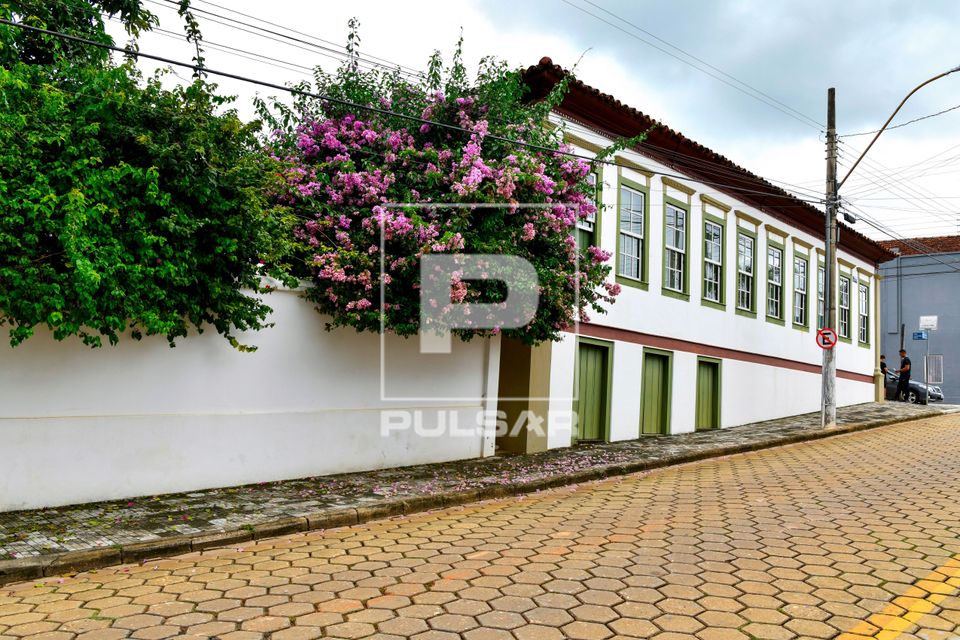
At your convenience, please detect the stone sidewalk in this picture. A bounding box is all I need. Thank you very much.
[1,402,954,584]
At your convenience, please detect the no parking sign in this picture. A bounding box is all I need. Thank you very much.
[816,327,838,350]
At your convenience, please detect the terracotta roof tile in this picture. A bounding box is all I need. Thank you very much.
[877,235,960,256]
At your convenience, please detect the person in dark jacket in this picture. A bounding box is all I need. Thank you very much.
[894,349,912,401]
[880,354,888,376]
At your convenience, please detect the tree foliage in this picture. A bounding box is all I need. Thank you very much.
[259,33,620,345]
[0,0,290,349]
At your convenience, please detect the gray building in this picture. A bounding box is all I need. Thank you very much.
[879,236,960,404]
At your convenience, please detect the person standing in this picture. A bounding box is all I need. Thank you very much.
[879,354,888,376]
[894,349,912,401]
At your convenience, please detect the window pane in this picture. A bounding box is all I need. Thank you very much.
[618,186,645,280]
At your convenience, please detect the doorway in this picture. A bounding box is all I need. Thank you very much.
[695,357,721,431]
[641,349,672,435]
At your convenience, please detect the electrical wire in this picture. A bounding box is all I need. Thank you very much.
[190,0,424,77]
[0,18,835,209]
[836,148,960,230]
[140,22,315,77]
[843,203,960,272]
[142,0,419,79]
[559,0,824,132]
[118,1,833,211]
[840,102,960,138]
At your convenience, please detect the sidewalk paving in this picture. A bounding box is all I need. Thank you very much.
[1,401,955,584]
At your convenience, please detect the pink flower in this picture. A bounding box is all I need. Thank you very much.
[521,223,536,242]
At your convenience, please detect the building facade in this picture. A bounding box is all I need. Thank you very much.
[497,59,893,452]
[879,236,960,404]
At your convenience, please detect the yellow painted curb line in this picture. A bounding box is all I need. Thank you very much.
[840,556,960,639]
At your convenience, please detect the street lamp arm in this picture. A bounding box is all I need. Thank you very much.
[837,65,960,190]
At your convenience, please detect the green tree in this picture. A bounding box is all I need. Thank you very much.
[0,1,291,349]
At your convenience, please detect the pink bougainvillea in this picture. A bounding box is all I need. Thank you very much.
[263,50,618,345]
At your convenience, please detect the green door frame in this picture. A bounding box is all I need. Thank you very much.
[572,337,614,444]
[695,356,723,431]
[640,347,673,436]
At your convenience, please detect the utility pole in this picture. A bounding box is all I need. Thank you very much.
[821,88,838,428]
[818,66,958,427]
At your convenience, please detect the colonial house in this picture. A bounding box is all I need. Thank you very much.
[496,58,893,453]
[878,235,960,404]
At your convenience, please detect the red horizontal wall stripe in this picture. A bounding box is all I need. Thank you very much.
[574,323,875,385]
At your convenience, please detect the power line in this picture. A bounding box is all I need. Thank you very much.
[840,102,960,138]
[836,141,960,197]
[140,22,315,77]
[843,202,960,272]
[151,0,423,79]
[190,0,423,76]
[120,1,831,211]
[142,0,420,79]
[559,0,823,132]
[559,119,826,206]
[836,148,960,229]
[0,18,832,209]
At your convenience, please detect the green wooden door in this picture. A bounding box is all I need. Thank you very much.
[574,342,608,441]
[695,360,720,431]
[641,352,670,435]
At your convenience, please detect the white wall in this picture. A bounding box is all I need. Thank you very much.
[0,290,497,511]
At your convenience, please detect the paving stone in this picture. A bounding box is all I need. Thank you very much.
[2,413,960,640]
[2,403,942,569]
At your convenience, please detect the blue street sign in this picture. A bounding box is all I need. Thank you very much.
[912,331,928,341]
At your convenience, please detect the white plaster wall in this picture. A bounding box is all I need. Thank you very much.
[670,352,698,435]
[608,342,643,442]
[545,335,576,449]
[0,290,496,511]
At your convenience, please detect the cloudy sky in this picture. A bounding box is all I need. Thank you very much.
[113,0,960,242]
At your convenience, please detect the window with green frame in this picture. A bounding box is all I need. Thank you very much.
[702,219,724,305]
[736,231,755,313]
[576,171,600,251]
[616,178,648,286]
[858,282,870,344]
[838,275,851,339]
[817,263,825,329]
[663,200,688,295]
[766,244,783,321]
[792,255,808,327]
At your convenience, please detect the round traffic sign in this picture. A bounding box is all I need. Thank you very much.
[816,327,838,350]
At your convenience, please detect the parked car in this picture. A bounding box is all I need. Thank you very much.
[884,372,944,404]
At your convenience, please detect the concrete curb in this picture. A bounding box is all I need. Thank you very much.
[0,410,942,586]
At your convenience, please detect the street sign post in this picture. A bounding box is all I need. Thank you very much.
[917,316,939,404]
[816,328,838,350]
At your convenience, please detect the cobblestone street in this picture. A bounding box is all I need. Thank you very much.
[3,414,960,639]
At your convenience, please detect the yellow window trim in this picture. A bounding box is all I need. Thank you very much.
[765,223,788,241]
[563,132,604,155]
[615,156,654,179]
[837,257,856,271]
[734,210,762,226]
[699,193,731,213]
[661,176,696,196]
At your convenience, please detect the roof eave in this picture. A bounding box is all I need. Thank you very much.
[523,59,896,266]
